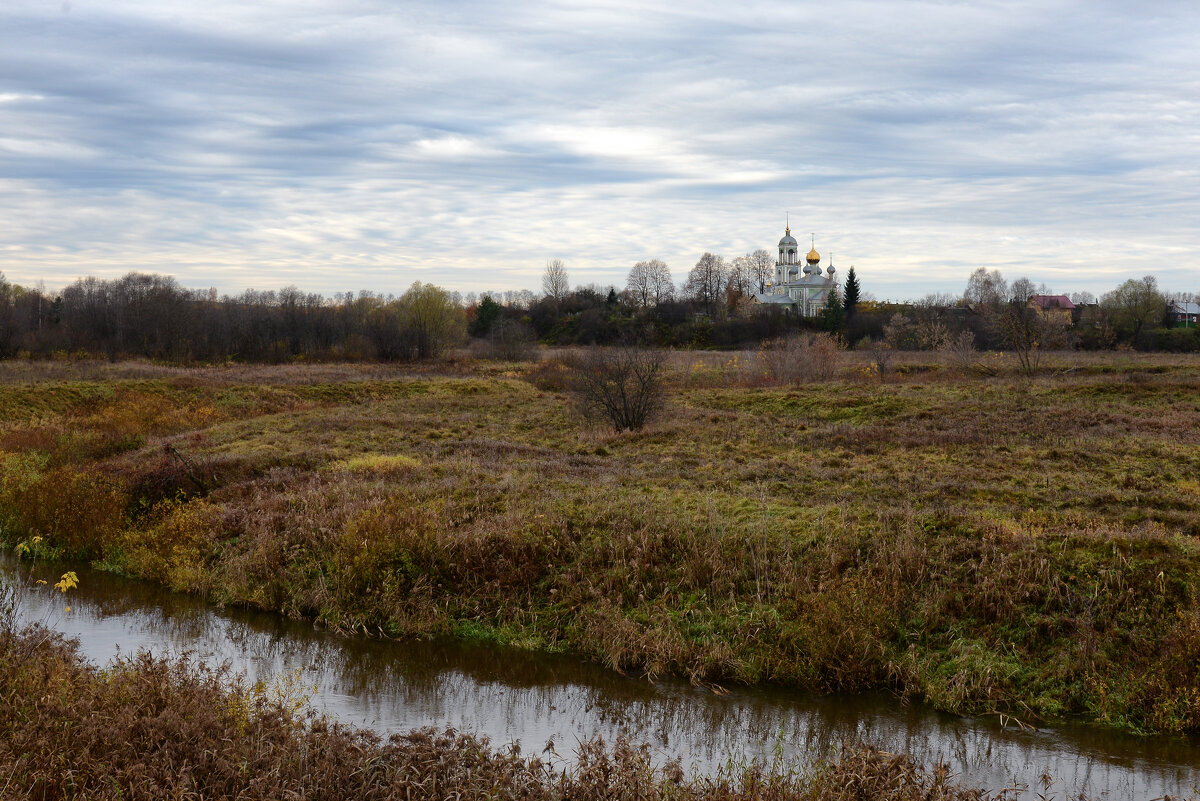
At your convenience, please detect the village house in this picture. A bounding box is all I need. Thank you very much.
[1029,294,1075,326]
[1168,300,1199,328]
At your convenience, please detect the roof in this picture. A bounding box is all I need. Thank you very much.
[1030,294,1075,310]
[1170,301,1200,315]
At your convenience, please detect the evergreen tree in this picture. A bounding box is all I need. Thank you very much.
[821,285,845,333]
[842,266,860,317]
[470,294,502,337]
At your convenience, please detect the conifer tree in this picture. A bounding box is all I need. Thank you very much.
[470,294,502,337]
[843,266,860,317]
[821,285,845,333]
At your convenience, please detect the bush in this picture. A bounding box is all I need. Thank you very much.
[758,333,842,384]
[1149,327,1200,352]
[482,318,536,361]
[567,344,667,431]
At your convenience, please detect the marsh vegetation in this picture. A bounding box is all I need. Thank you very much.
[0,350,1198,737]
[3,618,1050,800]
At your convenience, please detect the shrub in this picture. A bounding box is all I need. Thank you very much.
[566,344,667,432]
[758,333,842,384]
[4,466,126,556]
[941,330,978,373]
[483,318,537,361]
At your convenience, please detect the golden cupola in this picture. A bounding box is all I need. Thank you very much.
[806,234,820,265]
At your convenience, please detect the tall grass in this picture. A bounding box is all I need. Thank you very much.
[1,355,1199,734]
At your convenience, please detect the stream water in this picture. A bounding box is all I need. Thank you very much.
[6,558,1199,800]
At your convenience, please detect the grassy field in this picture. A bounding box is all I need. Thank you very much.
[1,351,1198,735]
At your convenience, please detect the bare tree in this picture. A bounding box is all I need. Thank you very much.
[727,256,755,301]
[485,317,536,361]
[749,249,774,293]
[964,268,1008,306]
[866,313,912,376]
[866,340,896,377]
[995,277,1068,375]
[684,252,727,316]
[883,313,915,350]
[542,258,570,306]
[626,259,672,308]
[567,342,667,432]
[1010,277,1037,304]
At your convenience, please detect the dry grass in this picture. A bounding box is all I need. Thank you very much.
[2,352,1200,734]
[0,624,1081,800]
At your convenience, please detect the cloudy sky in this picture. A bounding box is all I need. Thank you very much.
[2,0,1198,300]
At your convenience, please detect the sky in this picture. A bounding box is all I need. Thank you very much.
[2,0,1198,302]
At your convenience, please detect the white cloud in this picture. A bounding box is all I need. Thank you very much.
[0,0,1198,299]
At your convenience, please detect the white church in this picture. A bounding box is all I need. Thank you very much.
[753,223,838,316]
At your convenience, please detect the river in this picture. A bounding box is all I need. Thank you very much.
[6,558,1199,799]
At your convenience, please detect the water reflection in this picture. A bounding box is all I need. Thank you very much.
[6,558,1198,800]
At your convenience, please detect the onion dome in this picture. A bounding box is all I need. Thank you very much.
[806,233,820,264]
[779,224,798,248]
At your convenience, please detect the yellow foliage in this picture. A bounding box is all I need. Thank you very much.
[122,496,219,592]
[54,571,78,593]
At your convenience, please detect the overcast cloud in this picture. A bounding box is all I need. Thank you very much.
[2,0,1198,299]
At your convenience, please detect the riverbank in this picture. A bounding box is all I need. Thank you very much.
[0,353,1198,735]
[0,618,1070,800]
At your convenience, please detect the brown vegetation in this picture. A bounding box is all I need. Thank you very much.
[0,624,1059,800]
[1,352,1199,736]
[566,343,668,431]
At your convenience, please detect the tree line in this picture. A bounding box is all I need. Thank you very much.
[1,257,1195,363]
[0,272,465,362]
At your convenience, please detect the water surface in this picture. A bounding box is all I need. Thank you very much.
[7,559,1199,800]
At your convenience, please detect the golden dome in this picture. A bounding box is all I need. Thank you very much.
[806,246,820,264]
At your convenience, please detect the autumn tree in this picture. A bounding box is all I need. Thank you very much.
[1101,275,1168,345]
[395,281,466,359]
